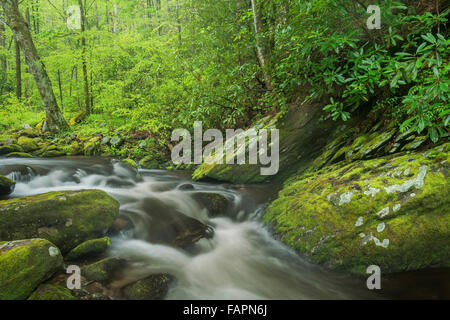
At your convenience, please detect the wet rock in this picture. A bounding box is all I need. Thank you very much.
[0,190,120,253]
[109,216,134,235]
[65,237,111,261]
[402,136,428,151]
[178,183,195,190]
[17,136,39,152]
[28,284,77,300]
[264,143,450,275]
[0,239,63,300]
[191,192,230,217]
[81,257,126,282]
[121,158,138,169]
[122,274,173,300]
[134,198,214,247]
[0,174,15,195]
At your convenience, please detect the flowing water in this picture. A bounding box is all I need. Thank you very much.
[1,157,448,300]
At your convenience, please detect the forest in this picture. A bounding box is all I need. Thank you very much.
[0,0,449,301]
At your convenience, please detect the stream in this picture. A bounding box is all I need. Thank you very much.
[1,157,448,300]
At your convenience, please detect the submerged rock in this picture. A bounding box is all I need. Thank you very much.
[65,237,111,261]
[28,284,77,300]
[264,144,450,275]
[0,190,120,253]
[122,274,173,300]
[0,239,63,300]
[0,175,15,196]
[82,257,126,282]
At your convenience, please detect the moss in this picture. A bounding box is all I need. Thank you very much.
[6,152,33,158]
[0,239,63,300]
[264,145,450,275]
[121,158,138,169]
[82,257,126,282]
[28,284,77,300]
[122,274,173,300]
[0,190,120,253]
[65,237,111,260]
[140,154,164,169]
[69,111,86,127]
[17,136,39,152]
[0,144,24,155]
[84,137,102,156]
[0,174,15,195]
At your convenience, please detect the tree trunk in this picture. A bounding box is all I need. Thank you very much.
[1,0,68,131]
[78,0,90,115]
[0,10,7,95]
[250,0,273,91]
[14,36,21,98]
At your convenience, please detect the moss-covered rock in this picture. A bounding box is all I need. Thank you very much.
[122,274,173,300]
[0,144,24,155]
[84,137,101,156]
[121,158,138,169]
[65,237,111,260]
[0,174,15,196]
[28,284,77,300]
[5,152,33,158]
[191,192,230,217]
[17,136,39,152]
[140,154,163,169]
[264,144,450,275]
[0,190,120,253]
[81,257,126,282]
[0,239,63,300]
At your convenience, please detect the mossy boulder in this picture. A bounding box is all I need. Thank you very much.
[0,190,120,253]
[191,192,230,217]
[17,136,39,152]
[28,284,77,300]
[84,137,102,156]
[0,144,23,155]
[66,237,111,260]
[264,144,450,275]
[5,152,33,158]
[0,239,63,300]
[140,154,163,169]
[81,257,126,282]
[0,175,15,196]
[122,274,173,300]
[121,158,138,169]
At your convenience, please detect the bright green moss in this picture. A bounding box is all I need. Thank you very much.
[28,284,77,300]
[65,237,111,260]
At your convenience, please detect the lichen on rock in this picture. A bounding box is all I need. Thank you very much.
[264,144,450,275]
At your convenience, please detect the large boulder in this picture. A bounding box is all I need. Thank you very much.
[0,144,23,155]
[192,99,345,184]
[0,239,63,300]
[264,143,450,275]
[0,190,120,253]
[17,136,39,152]
[0,175,15,196]
[191,192,230,217]
[65,237,111,260]
[122,274,173,300]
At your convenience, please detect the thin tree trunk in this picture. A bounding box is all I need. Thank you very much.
[78,0,90,115]
[1,0,68,131]
[0,9,7,95]
[14,36,21,98]
[250,0,273,91]
[57,68,63,111]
